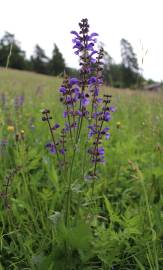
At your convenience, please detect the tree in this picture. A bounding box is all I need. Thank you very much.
[120,38,139,87]
[121,38,139,72]
[0,32,27,69]
[31,45,49,74]
[48,44,65,76]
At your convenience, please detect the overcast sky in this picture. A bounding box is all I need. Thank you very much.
[1,0,163,81]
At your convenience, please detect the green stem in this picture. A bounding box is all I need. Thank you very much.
[65,145,77,226]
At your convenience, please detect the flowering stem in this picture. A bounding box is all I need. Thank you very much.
[45,112,61,165]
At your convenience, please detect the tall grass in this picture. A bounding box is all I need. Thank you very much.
[0,68,163,269]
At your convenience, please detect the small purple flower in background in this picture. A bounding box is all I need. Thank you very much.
[0,139,8,156]
[1,93,6,109]
[14,95,24,110]
[46,143,56,154]
[52,123,60,130]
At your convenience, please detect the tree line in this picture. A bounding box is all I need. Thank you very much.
[0,31,152,88]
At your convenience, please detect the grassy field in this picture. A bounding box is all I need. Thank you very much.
[0,68,163,270]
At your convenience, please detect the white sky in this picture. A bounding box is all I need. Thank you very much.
[0,0,163,81]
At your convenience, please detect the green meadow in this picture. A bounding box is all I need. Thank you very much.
[0,68,163,269]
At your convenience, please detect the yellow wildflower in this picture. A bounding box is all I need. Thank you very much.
[7,125,14,132]
[116,121,121,128]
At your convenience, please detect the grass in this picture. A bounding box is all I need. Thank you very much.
[0,68,163,269]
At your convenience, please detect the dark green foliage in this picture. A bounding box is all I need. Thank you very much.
[48,44,65,76]
[0,32,27,70]
[31,44,49,74]
[0,32,149,88]
[103,40,144,88]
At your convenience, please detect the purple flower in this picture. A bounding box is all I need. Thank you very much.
[90,58,96,64]
[69,78,79,86]
[74,50,80,55]
[60,86,67,94]
[89,33,98,39]
[15,95,24,109]
[88,77,97,84]
[109,106,116,112]
[50,145,56,154]
[101,127,109,134]
[81,97,89,106]
[106,132,110,139]
[63,111,68,118]
[88,125,97,138]
[64,123,70,132]
[46,143,56,154]
[98,147,105,155]
[52,123,60,130]
[71,122,77,129]
[104,111,111,122]
[66,96,73,104]
[92,112,102,119]
[73,41,82,49]
[94,86,99,96]
[87,43,94,51]
[90,50,98,57]
[77,110,82,116]
[96,98,103,103]
[60,148,66,155]
[70,31,80,37]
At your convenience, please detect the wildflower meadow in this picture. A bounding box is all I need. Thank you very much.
[0,19,163,270]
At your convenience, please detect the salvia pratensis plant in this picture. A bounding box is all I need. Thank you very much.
[42,18,115,225]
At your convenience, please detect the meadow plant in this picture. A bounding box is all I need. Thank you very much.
[42,18,115,225]
[1,93,6,109]
[14,94,24,110]
[0,43,162,269]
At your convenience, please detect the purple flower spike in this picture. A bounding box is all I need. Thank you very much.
[42,19,115,178]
